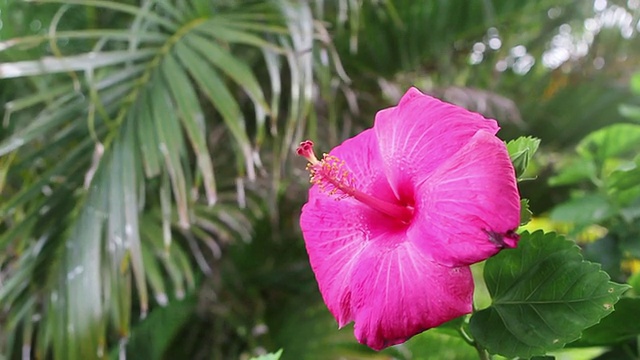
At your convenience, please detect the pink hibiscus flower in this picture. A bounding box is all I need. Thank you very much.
[297,87,520,350]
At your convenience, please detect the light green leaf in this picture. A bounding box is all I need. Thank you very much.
[608,157,640,192]
[0,30,166,52]
[0,99,85,156]
[59,184,108,359]
[549,194,614,225]
[520,198,532,225]
[548,157,597,187]
[135,96,163,178]
[174,40,255,179]
[148,80,190,228]
[0,50,155,78]
[619,104,640,122]
[195,20,285,52]
[576,123,640,163]
[161,53,217,205]
[631,71,640,95]
[184,32,269,139]
[28,0,178,30]
[249,349,283,360]
[470,231,629,359]
[506,136,540,180]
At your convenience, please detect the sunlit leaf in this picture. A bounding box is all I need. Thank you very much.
[249,349,283,360]
[577,123,640,163]
[506,136,540,180]
[0,50,155,78]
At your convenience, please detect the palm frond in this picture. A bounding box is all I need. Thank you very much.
[0,0,318,358]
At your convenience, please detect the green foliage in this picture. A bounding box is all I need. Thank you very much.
[520,198,533,225]
[470,231,629,358]
[0,0,313,358]
[114,296,196,360]
[572,297,640,347]
[631,72,640,95]
[508,137,538,225]
[549,123,640,229]
[250,350,283,360]
[550,193,614,225]
[1,0,640,358]
[507,136,541,180]
[577,123,640,163]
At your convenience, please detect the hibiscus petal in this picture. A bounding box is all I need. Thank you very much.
[409,130,521,266]
[349,241,473,350]
[374,87,499,203]
[300,129,401,326]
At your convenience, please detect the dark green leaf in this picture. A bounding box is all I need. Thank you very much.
[570,297,640,347]
[582,236,623,280]
[470,231,629,359]
[119,297,196,360]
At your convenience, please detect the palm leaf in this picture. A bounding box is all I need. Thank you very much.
[0,0,316,358]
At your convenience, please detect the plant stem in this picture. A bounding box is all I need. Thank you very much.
[474,341,491,360]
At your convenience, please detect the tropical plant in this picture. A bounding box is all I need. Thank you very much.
[2,0,640,359]
[0,0,324,358]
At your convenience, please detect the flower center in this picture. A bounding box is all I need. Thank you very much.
[297,140,414,223]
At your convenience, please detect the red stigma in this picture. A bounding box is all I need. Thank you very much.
[296,140,319,164]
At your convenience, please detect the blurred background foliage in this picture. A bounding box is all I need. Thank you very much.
[0,0,639,359]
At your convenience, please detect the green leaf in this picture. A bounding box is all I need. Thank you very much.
[119,297,196,360]
[148,80,190,228]
[0,50,156,78]
[520,198,532,225]
[618,104,640,122]
[549,194,614,226]
[470,231,629,359]
[506,136,540,180]
[249,349,283,360]
[629,272,640,295]
[608,157,640,192]
[577,123,640,163]
[548,158,597,186]
[183,32,269,143]
[386,327,478,359]
[570,297,640,347]
[174,40,255,179]
[161,53,217,205]
[631,71,640,95]
[582,236,623,280]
